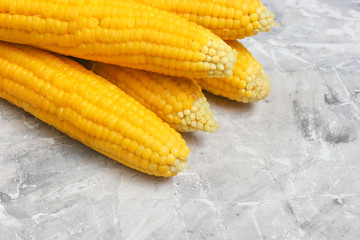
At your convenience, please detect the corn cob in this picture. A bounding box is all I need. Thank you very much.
[0,0,237,78]
[199,40,270,103]
[134,0,275,40]
[83,61,218,133]
[0,41,190,177]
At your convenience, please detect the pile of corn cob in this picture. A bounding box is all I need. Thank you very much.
[0,0,275,177]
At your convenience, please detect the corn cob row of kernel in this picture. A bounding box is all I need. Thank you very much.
[198,40,271,103]
[82,61,218,133]
[0,41,190,177]
[0,0,237,78]
[134,0,275,40]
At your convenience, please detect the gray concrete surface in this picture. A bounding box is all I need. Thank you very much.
[1,0,360,239]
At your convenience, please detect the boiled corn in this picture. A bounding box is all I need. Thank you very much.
[0,0,237,78]
[0,41,190,177]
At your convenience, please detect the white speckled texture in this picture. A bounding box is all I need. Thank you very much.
[1,0,360,239]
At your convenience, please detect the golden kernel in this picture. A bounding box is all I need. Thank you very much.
[159,146,170,156]
[158,166,169,173]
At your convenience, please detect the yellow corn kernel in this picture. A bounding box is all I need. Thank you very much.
[198,40,270,103]
[0,41,190,177]
[135,0,275,40]
[0,0,237,78]
[83,61,218,133]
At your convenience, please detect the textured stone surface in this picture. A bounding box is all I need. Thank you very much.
[1,0,360,239]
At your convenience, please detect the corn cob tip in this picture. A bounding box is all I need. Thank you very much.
[203,39,237,78]
[243,68,271,103]
[169,158,188,175]
[254,7,276,35]
[255,69,271,101]
[174,95,218,133]
[0,41,192,177]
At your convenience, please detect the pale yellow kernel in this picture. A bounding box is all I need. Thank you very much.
[201,46,209,54]
[208,49,217,57]
[220,57,229,64]
[217,63,225,71]
[203,63,210,71]
[199,53,206,61]
[223,69,231,76]
[210,63,216,70]
[183,109,191,116]
[210,40,220,49]
[191,106,198,113]
[260,19,268,26]
[212,55,220,63]
[218,51,227,58]
[218,45,226,51]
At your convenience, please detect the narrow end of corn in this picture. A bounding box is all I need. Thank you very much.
[169,158,188,175]
[255,6,276,33]
[173,95,218,133]
[255,69,271,101]
[245,68,271,102]
[203,39,237,78]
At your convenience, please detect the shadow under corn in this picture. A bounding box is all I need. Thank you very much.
[203,91,254,115]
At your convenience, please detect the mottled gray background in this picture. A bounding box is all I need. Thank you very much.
[1,0,360,239]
